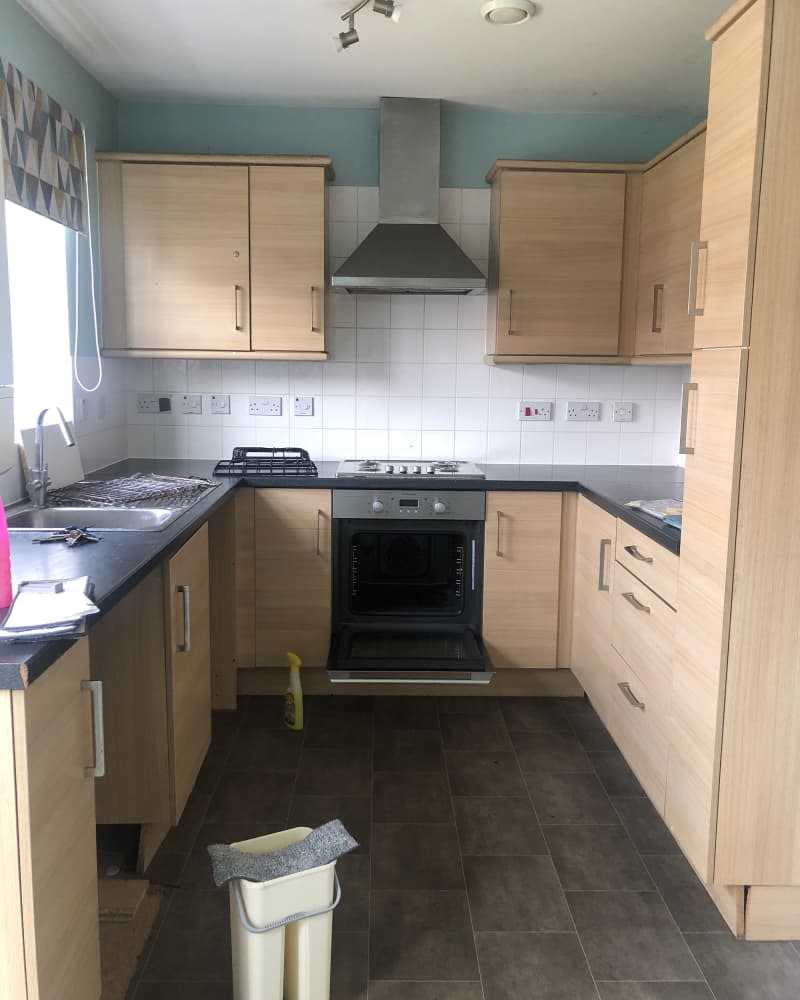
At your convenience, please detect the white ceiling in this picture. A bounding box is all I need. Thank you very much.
[19,0,731,114]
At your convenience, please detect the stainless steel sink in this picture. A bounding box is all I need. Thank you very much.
[7,506,178,532]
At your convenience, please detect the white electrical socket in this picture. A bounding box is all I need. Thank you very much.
[294,396,314,417]
[518,400,552,421]
[181,394,203,415]
[250,395,282,416]
[136,393,159,414]
[566,401,601,421]
[613,401,634,422]
[209,394,231,415]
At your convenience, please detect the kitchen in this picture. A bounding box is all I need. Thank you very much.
[1,0,800,997]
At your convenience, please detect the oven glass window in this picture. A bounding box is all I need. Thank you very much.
[350,530,465,615]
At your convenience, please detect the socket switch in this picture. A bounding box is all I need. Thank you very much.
[294,396,314,417]
[566,401,601,421]
[181,394,203,415]
[613,401,634,422]
[136,393,159,414]
[210,394,231,415]
[250,396,282,416]
[518,401,552,421]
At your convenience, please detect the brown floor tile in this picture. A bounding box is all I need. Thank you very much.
[295,748,372,796]
[525,771,621,826]
[571,719,619,751]
[369,983,483,1000]
[303,710,374,748]
[568,890,703,982]
[160,792,212,853]
[440,714,513,750]
[454,796,547,855]
[512,730,593,772]
[464,855,572,932]
[225,727,304,770]
[193,745,231,795]
[145,850,188,887]
[205,771,292,824]
[544,825,654,890]
[643,855,729,932]
[287,795,371,853]
[370,890,479,981]
[445,750,527,797]
[438,695,500,716]
[685,933,800,1000]
[308,695,374,716]
[331,932,369,1000]
[373,728,445,772]
[371,823,464,890]
[210,711,240,749]
[611,795,680,854]
[133,983,233,999]
[375,696,439,730]
[373,771,453,823]
[597,983,714,999]
[238,695,287,728]
[500,699,572,734]
[590,749,644,796]
[476,931,597,1000]
[139,890,231,982]
[334,853,370,934]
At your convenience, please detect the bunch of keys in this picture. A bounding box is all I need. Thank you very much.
[33,525,100,548]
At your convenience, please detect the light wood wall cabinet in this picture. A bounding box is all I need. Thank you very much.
[664,0,800,940]
[482,492,562,668]
[98,153,333,360]
[91,525,211,827]
[254,489,332,668]
[0,640,101,1000]
[634,130,706,358]
[485,166,627,361]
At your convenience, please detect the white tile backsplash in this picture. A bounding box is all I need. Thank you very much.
[112,188,689,466]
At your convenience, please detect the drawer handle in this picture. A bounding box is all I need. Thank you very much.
[624,544,653,564]
[618,681,646,711]
[622,591,651,614]
[81,679,106,778]
[598,538,611,592]
[178,584,192,652]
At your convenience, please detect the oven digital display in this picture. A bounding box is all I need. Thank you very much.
[398,498,420,508]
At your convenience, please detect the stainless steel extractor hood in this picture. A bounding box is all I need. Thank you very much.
[331,98,487,295]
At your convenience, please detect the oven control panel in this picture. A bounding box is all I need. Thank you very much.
[332,489,486,521]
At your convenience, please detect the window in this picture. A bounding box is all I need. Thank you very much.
[5,201,73,432]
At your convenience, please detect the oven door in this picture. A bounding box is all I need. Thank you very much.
[328,624,492,684]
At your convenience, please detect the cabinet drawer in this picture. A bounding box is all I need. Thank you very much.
[615,520,678,607]
[612,564,675,718]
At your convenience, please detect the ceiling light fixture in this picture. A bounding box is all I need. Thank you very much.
[335,0,401,52]
[481,0,536,25]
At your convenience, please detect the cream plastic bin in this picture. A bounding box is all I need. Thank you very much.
[229,827,339,1000]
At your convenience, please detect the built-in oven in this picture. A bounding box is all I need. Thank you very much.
[328,489,492,684]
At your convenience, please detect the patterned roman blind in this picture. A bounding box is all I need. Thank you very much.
[0,57,87,233]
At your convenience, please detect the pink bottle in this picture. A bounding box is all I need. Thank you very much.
[0,500,12,609]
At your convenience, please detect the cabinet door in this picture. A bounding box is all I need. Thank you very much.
[121,163,250,351]
[166,524,212,822]
[483,492,562,668]
[635,133,706,357]
[250,166,327,353]
[691,0,771,348]
[254,489,332,667]
[666,347,747,880]
[571,496,616,690]
[12,640,101,1000]
[494,171,625,356]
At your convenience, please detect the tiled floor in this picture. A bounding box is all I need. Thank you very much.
[127,695,800,999]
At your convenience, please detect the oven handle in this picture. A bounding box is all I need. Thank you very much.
[471,539,476,591]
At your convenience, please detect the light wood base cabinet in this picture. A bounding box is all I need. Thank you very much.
[570,494,616,690]
[0,640,101,1000]
[482,492,561,668]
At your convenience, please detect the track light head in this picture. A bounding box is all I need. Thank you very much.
[373,0,401,22]
[335,15,360,51]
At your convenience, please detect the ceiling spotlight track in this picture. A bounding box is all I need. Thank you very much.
[335,0,401,51]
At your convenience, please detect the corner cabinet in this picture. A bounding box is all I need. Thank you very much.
[0,640,101,1000]
[97,153,333,360]
[485,163,628,362]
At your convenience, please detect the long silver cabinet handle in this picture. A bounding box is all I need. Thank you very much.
[618,681,646,711]
[688,240,708,316]
[316,509,324,556]
[598,538,611,592]
[81,680,106,778]
[622,591,651,614]
[496,510,503,557]
[471,539,477,592]
[624,544,653,564]
[507,289,514,336]
[679,382,698,456]
[178,584,192,652]
[234,284,243,332]
[310,286,319,333]
[651,283,664,334]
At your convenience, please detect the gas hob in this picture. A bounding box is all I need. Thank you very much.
[336,459,485,479]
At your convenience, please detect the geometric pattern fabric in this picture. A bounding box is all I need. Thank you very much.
[0,57,87,233]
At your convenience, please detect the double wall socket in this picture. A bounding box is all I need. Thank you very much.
[250,396,282,416]
[566,401,601,421]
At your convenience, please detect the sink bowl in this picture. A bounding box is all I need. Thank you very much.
[7,506,177,532]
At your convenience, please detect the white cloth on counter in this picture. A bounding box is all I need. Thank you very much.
[0,576,98,638]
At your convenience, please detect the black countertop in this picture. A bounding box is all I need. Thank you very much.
[0,460,683,690]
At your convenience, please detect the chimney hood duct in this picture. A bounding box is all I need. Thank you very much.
[331,98,487,295]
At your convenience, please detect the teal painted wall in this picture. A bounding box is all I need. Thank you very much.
[117,100,705,188]
[0,0,117,361]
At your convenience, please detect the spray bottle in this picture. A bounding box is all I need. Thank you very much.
[283,651,304,731]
